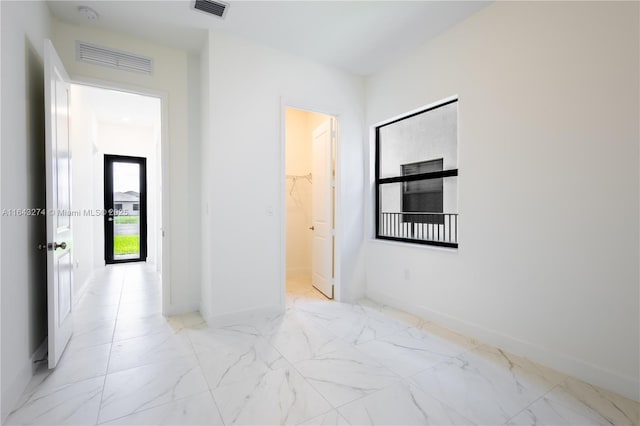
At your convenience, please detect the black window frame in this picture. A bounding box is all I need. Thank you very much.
[375,98,459,248]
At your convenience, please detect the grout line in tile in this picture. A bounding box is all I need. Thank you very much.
[95,266,127,425]
[503,383,560,425]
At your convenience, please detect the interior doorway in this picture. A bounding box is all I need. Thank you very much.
[68,82,164,292]
[284,107,337,299]
[104,155,148,263]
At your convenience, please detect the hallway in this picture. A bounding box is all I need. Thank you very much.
[5,264,638,425]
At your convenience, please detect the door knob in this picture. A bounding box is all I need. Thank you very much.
[309,226,315,231]
[38,241,67,251]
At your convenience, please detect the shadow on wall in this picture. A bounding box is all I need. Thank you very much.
[24,36,48,356]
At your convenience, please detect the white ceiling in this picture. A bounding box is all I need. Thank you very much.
[79,84,161,127]
[47,0,489,76]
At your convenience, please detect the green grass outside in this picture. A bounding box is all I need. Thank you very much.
[114,215,140,224]
[114,235,140,255]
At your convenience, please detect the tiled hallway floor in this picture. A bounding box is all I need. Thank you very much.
[6,264,639,425]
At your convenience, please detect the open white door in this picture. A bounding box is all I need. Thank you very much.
[44,39,73,368]
[311,118,335,298]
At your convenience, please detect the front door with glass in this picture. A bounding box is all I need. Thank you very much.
[104,155,147,263]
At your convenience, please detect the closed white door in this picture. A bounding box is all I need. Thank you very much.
[44,40,73,368]
[311,119,335,298]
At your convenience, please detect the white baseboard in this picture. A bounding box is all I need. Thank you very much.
[366,289,640,402]
[1,337,48,423]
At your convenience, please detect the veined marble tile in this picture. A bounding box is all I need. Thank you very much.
[334,310,411,345]
[197,336,288,389]
[411,345,565,425]
[167,312,207,332]
[68,319,116,350]
[294,299,365,321]
[507,393,608,425]
[108,331,194,373]
[73,314,116,335]
[31,342,111,396]
[10,364,52,411]
[298,410,350,426]
[266,310,351,363]
[188,323,263,354]
[540,377,639,426]
[112,314,173,342]
[212,366,331,425]
[79,292,122,308]
[297,301,406,346]
[73,303,119,323]
[295,346,400,407]
[119,286,161,303]
[5,376,103,425]
[286,290,327,310]
[356,330,460,377]
[338,381,474,426]
[416,321,479,354]
[116,300,162,319]
[80,284,122,303]
[356,298,425,328]
[245,310,290,337]
[102,392,223,426]
[98,355,209,423]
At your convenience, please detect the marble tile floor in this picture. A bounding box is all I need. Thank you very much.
[5,265,639,425]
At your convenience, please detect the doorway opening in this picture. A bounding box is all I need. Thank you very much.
[68,82,163,288]
[284,107,337,300]
[104,155,147,263]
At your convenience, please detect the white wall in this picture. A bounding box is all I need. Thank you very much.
[201,31,365,321]
[365,1,639,400]
[69,86,98,298]
[0,1,51,421]
[199,40,211,321]
[52,19,201,314]
[187,53,202,302]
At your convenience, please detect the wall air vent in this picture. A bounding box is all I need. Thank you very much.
[76,41,153,75]
[193,0,229,19]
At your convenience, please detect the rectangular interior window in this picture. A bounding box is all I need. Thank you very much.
[375,98,458,247]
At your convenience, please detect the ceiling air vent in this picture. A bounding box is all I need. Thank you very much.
[193,0,229,19]
[76,41,153,75]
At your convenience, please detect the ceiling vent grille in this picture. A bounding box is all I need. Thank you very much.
[193,0,229,19]
[76,41,154,75]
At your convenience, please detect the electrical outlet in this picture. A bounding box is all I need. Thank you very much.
[403,268,410,280]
